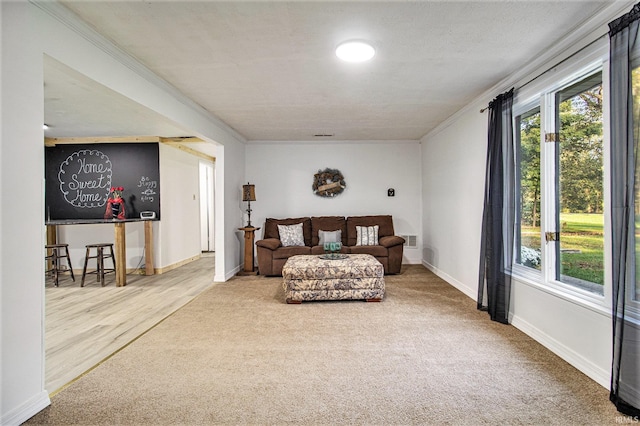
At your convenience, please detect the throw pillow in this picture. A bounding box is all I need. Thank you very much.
[318,230,342,245]
[278,223,305,247]
[356,225,379,246]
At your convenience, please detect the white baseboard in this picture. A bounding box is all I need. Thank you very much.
[221,264,241,281]
[510,314,611,389]
[422,260,476,299]
[154,254,201,274]
[1,390,50,426]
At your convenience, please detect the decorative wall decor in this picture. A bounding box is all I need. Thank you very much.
[313,168,346,197]
[104,186,126,220]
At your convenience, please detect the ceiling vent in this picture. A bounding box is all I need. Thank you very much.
[314,133,334,137]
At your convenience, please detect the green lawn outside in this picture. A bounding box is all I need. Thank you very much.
[520,213,604,285]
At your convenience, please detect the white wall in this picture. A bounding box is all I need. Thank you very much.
[1,2,246,424]
[1,3,51,424]
[246,141,422,264]
[219,140,248,279]
[157,143,202,268]
[421,108,487,289]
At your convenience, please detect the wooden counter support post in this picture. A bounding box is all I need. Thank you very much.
[144,220,154,275]
[238,227,260,275]
[46,225,57,271]
[46,224,57,246]
[114,222,126,286]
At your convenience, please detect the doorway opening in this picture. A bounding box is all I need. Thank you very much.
[199,161,215,253]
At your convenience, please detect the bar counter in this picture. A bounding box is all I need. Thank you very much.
[46,218,157,286]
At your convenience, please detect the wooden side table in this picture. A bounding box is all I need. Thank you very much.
[238,227,260,275]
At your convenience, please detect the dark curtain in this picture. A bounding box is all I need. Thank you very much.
[478,88,515,324]
[609,2,640,417]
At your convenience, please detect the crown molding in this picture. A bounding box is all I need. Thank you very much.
[31,0,247,145]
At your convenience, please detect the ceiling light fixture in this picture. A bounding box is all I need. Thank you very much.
[335,40,375,63]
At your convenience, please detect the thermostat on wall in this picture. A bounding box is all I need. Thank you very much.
[140,211,156,219]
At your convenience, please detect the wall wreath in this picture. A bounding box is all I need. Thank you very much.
[312,168,346,197]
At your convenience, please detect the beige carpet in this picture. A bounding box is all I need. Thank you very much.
[25,265,622,425]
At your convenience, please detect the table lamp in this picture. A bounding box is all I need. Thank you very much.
[242,183,256,227]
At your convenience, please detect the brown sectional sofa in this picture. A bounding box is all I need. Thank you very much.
[256,215,405,276]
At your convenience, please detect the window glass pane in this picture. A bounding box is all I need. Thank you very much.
[633,66,640,301]
[516,107,541,270]
[555,72,604,294]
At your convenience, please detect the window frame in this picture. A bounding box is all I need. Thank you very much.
[510,39,611,309]
[513,102,543,279]
[552,69,605,295]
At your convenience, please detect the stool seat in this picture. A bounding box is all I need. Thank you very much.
[45,243,75,287]
[81,243,116,287]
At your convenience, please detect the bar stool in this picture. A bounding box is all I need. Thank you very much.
[81,243,116,287]
[45,243,75,287]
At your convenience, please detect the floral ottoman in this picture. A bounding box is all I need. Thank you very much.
[282,254,385,304]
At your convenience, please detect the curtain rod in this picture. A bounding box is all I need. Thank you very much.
[479,33,608,113]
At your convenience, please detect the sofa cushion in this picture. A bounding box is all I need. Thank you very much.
[379,235,405,248]
[349,245,388,257]
[264,217,312,246]
[278,223,305,247]
[273,246,312,259]
[255,238,281,251]
[318,230,342,245]
[356,225,379,246]
[311,216,347,246]
[347,215,394,246]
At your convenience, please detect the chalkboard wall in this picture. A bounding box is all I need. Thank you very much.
[45,143,160,220]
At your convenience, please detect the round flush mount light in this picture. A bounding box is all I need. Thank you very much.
[335,40,375,63]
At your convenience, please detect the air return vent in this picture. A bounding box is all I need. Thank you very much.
[401,235,417,248]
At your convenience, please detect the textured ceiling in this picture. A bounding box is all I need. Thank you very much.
[47,1,616,142]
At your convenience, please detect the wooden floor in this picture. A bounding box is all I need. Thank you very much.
[45,252,216,394]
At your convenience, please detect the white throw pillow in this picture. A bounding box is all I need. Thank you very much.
[356,225,379,246]
[278,223,305,247]
[318,230,341,245]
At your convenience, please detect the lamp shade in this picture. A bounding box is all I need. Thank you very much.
[242,183,256,202]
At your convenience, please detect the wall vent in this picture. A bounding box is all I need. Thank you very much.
[401,235,417,248]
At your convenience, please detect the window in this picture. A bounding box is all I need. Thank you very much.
[554,72,604,294]
[515,70,604,296]
[516,107,542,271]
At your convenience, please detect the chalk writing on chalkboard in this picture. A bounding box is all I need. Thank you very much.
[58,150,112,208]
[46,143,160,220]
[138,176,158,203]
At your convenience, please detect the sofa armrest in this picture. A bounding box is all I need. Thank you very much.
[379,235,405,249]
[256,238,282,251]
